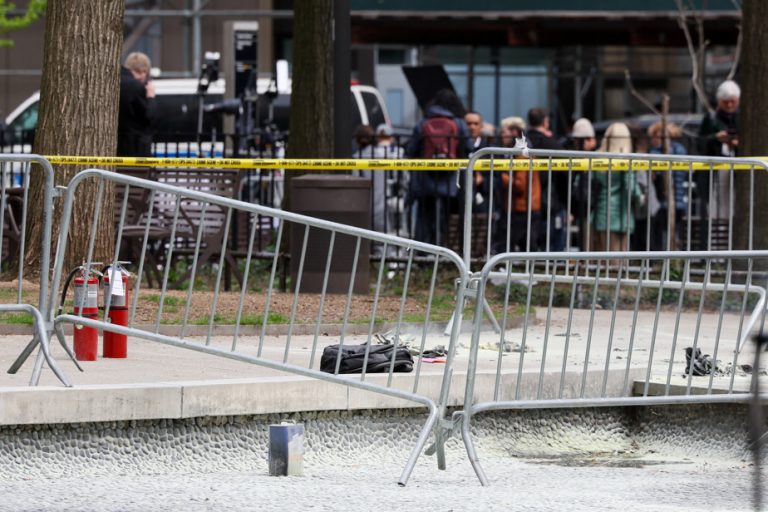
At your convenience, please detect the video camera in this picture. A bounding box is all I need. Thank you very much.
[197,51,220,94]
[204,99,242,115]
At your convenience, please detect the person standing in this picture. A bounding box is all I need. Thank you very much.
[405,89,472,245]
[352,124,381,232]
[369,124,405,234]
[592,122,644,254]
[465,110,490,210]
[699,80,740,158]
[648,121,689,250]
[495,118,540,253]
[353,124,375,157]
[117,52,155,157]
[696,80,740,248]
[526,107,566,251]
[465,111,488,154]
[568,117,597,251]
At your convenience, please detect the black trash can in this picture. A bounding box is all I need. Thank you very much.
[290,175,371,294]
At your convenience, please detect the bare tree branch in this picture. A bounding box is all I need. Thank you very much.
[624,69,662,116]
[727,22,743,81]
[675,0,715,114]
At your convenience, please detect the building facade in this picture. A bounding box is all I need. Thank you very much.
[1,0,740,135]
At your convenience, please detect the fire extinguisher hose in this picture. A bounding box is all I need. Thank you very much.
[59,266,103,315]
[59,266,84,316]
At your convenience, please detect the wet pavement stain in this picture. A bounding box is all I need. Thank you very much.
[526,456,695,468]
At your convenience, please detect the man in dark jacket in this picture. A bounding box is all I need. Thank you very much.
[405,89,472,245]
[696,80,740,249]
[118,52,156,157]
[465,110,491,211]
[526,107,566,251]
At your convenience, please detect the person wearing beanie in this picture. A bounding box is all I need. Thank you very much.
[568,117,598,251]
[570,117,597,151]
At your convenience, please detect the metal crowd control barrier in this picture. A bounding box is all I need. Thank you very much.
[46,168,469,486]
[0,154,72,387]
[6,154,768,485]
[460,250,768,485]
[453,146,768,336]
[462,146,768,265]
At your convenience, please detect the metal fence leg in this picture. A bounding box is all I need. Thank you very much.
[461,411,489,486]
[30,345,46,386]
[7,329,72,387]
[443,310,457,337]
[55,324,82,372]
[444,286,501,336]
[7,336,40,374]
[481,297,502,333]
[434,423,447,471]
[397,399,441,486]
[27,331,71,387]
[8,328,81,376]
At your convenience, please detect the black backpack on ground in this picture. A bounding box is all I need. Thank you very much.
[320,343,414,374]
[684,347,715,376]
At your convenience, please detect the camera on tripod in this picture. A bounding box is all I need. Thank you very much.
[198,52,220,94]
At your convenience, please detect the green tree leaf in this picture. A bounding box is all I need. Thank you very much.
[0,0,46,47]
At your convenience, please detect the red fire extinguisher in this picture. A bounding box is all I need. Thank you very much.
[70,267,100,362]
[103,264,130,358]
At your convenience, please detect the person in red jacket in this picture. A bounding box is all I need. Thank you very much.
[494,118,541,253]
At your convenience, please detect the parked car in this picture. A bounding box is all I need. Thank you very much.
[1,78,391,157]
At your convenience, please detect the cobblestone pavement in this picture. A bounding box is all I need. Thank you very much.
[2,405,764,512]
[0,455,759,512]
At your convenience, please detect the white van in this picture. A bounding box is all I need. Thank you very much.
[1,78,391,157]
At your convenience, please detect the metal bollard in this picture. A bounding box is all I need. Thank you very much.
[268,422,304,476]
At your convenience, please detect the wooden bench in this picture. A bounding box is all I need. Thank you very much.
[115,168,244,289]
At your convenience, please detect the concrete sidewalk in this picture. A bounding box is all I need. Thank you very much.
[0,307,761,425]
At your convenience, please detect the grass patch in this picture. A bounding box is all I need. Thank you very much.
[0,312,34,325]
[144,294,183,307]
[191,313,223,325]
[402,313,426,323]
[267,312,289,324]
[238,314,263,325]
[349,317,383,325]
[183,312,290,326]
[0,288,20,301]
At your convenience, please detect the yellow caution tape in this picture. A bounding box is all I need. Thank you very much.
[44,155,767,172]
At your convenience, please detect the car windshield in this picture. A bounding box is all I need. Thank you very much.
[8,102,38,132]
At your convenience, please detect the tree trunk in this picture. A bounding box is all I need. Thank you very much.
[735,0,768,252]
[26,0,124,275]
[283,0,334,212]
